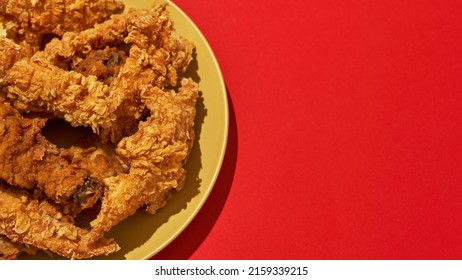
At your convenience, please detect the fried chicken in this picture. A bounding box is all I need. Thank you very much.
[3,5,194,143]
[89,78,198,240]
[0,98,103,211]
[0,1,199,259]
[0,182,120,259]
[0,235,36,259]
[0,0,124,50]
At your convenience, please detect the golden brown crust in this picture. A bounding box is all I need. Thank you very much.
[0,99,102,210]
[0,182,120,259]
[69,135,129,182]
[0,235,37,259]
[0,0,124,49]
[3,5,194,143]
[89,78,198,240]
[0,2,198,259]
[0,37,32,82]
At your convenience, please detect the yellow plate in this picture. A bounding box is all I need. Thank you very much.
[2,0,228,259]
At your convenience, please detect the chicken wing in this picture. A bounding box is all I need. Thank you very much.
[0,182,120,259]
[0,98,103,211]
[89,78,198,240]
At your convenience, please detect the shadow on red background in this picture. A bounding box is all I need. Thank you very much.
[153,89,237,259]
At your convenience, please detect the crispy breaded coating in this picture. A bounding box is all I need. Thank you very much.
[0,0,124,49]
[0,37,30,82]
[0,2,199,259]
[0,98,103,210]
[89,78,198,239]
[69,135,129,182]
[0,235,36,259]
[0,182,120,259]
[3,59,118,140]
[3,5,194,143]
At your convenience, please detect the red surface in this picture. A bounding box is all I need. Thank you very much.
[154,0,462,259]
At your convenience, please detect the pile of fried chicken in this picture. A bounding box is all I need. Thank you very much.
[0,0,198,259]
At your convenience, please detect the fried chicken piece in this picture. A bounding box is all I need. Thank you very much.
[0,0,124,49]
[0,235,36,259]
[0,182,120,259]
[88,78,198,240]
[42,5,193,88]
[0,98,103,210]
[3,59,118,140]
[3,5,194,142]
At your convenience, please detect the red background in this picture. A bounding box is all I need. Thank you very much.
[154,0,462,259]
